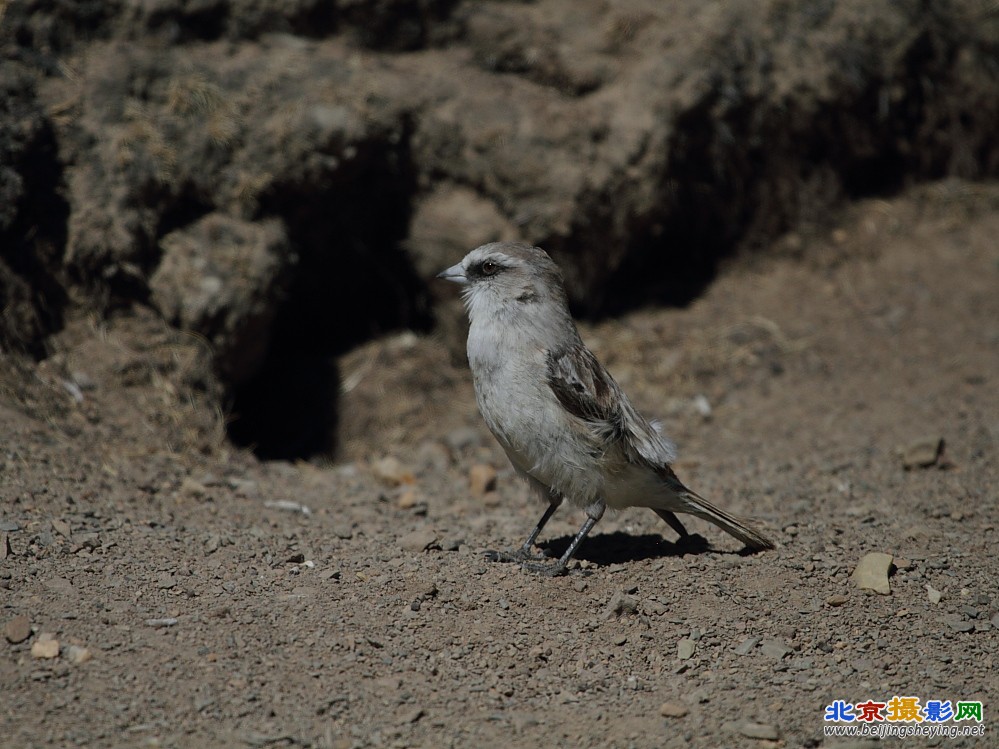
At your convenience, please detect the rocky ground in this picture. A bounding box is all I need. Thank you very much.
[3,1,999,746]
[2,183,997,747]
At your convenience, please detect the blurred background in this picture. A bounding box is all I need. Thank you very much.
[2,0,998,461]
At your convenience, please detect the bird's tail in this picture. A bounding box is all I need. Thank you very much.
[679,489,775,551]
[655,465,774,550]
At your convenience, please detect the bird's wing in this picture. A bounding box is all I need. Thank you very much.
[545,344,676,465]
[545,344,625,444]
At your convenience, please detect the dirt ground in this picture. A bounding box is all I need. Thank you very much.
[2,183,998,748]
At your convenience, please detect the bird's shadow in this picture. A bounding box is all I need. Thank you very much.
[539,531,751,566]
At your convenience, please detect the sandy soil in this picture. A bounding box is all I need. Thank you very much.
[2,184,997,747]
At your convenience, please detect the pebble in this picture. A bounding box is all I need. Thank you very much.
[826,594,849,607]
[67,645,92,664]
[734,637,759,655]
[262,500,312,516]
[901,437,943,469]
[643,599,667,616]
[677,638,696,660]
[157,574,177,590]
[736,721,780,740]
[611,633,628,646]
[397,489,419,509]
[943,617,974,633]
[371,456,415,486]
[399,529,438,553]
[659,702,689,718]
[851,552,893,595]
[1,532,9,559]
[204,534,221,554]
[146,618,179,628]
[759,639,791,660]
[468,464,498,496]
[481,491,502,507]
[31,634,60,659]
[441,537,464,552]
[927,584,942,604]
[5,614,32,644]
[603,590,639,619]
[400,707,424,724]
[0,521,20,532]
[51,519,72,540]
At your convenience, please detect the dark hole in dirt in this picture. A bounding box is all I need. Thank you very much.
[0,118,70,358]
[156,189,213,241]
[226,140,432,460]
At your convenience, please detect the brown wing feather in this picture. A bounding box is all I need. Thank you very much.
[545,345,625,441]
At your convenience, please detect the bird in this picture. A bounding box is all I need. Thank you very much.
[437,241,774,575]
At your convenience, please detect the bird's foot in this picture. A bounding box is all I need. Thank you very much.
[484,547,550,564]
[520,559,568,577]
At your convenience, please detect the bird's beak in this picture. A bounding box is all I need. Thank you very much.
[436,262,468,285]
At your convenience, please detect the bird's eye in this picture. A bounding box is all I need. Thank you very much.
[481,260,499,276]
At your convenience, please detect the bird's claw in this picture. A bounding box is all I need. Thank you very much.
[520,560,568,576]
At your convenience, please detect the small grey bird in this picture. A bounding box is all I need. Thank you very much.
[438,242,774,575]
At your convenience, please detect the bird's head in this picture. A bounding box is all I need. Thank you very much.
[437,242,571,325]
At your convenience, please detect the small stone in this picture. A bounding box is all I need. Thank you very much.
[157,574,177,590]
[0,521,20,532]
[468,464,498,496]
[5,615,31,644]
[180,477,208,497]
[67,645,92,664]
[851,552,893,595]
[943,617,974,633]
[399,529,438,553]
[677,638,696,660]
[371,456,415,486]
[262,500,311,515]
[734,637,759,656]
[51,519,72,540]
[901,437,944,469]
[826,594,849,607]
[481,491,502,507]
[611,633,628,646]
[603,590,639,619]
[759,639,791,660]
[659,702,689,718]
[927,584,942,604]
[643,599,667,616]
[146,618,179,628]
[0,532,9,559]
[397,489,418,509]
[400,707,424,724]
[441,538,464,552]
[31,635,60,659]
[737,721,780,740]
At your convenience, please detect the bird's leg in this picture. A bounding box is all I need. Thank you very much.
[522,500,605,576]
[484,496,563,564]
[652,508,689,539]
